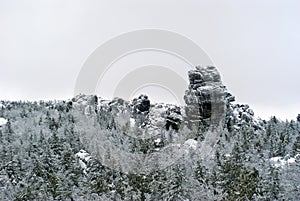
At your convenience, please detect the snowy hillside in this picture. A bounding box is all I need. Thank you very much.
[0,66,299,200]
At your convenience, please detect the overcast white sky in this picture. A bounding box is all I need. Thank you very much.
[0,0,299,120]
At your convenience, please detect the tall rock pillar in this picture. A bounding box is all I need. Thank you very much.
[184,66,229,130]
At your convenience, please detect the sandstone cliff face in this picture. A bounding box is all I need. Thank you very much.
[184,66,233,130]
[183,65,261,132]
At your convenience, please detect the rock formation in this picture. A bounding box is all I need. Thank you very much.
[71,66,262,134]
[132,94,150,114]
[165,106,183,131]
[131,95,151,127]
[184,66,232,130]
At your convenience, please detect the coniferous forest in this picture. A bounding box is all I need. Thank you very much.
[0,95,299,200]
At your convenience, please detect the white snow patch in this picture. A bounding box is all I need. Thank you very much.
[270,156,297,168]
[76,150,91,161]
[78,160,87,169]
[287,158,296,163]
[168,113,183,121]
[154,138,161,144]
[75,150,91,172]
[224,153,231,158]
[0,118,7,126]
[233,110,240,117]
[130,118,135,127]
[233,125,240,130]
[184,139,198,150]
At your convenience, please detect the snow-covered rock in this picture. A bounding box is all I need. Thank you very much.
[70,66,265,147]
[0,117,7,126]
[75,150,91,172]
[225,103,263,131]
